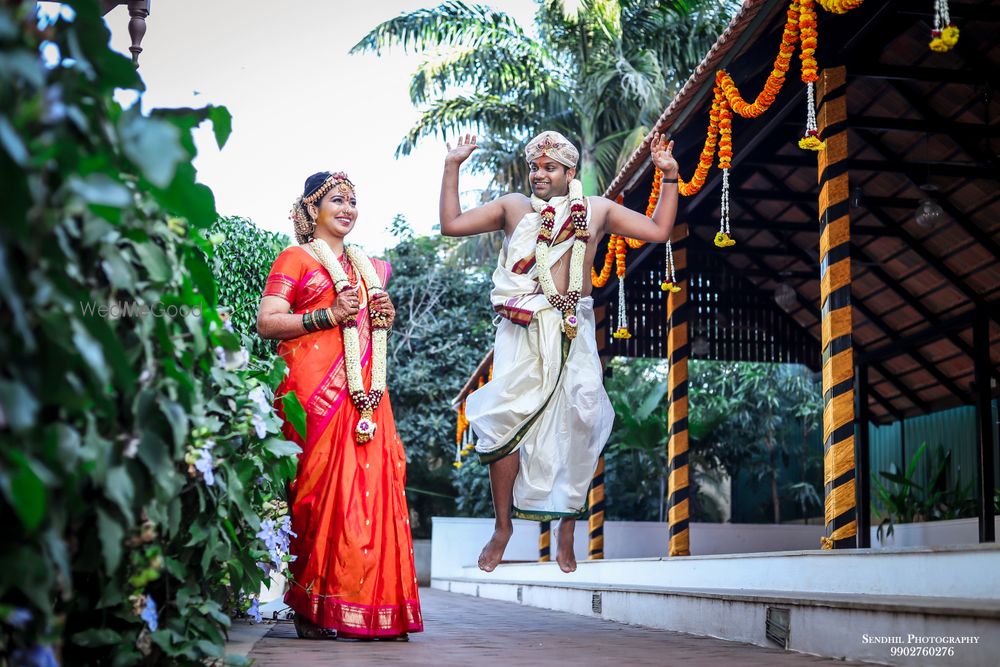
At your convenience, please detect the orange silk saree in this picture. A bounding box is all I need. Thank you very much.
[263,245,422,638]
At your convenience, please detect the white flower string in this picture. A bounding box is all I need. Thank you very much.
[930,0,959,52]
[798,81,826,151]
[714,169,736,248]
[310,239,390,444]
[531,179,588,340]
[660,240,681,293]
[615,278,630,340]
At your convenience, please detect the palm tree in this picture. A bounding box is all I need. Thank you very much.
[353,0,739,196]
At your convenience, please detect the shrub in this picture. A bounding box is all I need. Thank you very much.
[210,216,289,358]
[0,3,299,664]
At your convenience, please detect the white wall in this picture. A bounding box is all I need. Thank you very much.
[870,516,1000,549]
[431,517,824,579]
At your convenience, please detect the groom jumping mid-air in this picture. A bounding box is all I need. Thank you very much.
[440,130,679,573]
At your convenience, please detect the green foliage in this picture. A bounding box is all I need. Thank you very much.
[384,222,495,534]
[692,361,823,523]
[873,443,981,542]
[603,358,728,522]
[0,3,298,664]
[452,457,493,517]
[353,0,740,194]
[600,360,823,523]
[210,216,290,358]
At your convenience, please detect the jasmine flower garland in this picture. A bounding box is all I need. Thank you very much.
[309,239,390,444]
[530,178,588,339]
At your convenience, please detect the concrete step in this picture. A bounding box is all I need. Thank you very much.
[432,546,1000,667]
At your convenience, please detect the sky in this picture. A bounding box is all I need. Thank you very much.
[86,1,538,252]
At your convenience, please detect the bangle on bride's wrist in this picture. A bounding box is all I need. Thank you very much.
[302,311,316,332]
[315,307,331,330]
[661,177,678,184]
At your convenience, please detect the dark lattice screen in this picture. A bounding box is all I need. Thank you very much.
[601,246,820,369]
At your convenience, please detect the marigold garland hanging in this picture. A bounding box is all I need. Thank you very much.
[818,0,863,12]
[591,234,616,287]
[611,235,632,339]
[678,85,723,197]
[717,11,798,119]
[715,93,736,248]
[930,0,959,52]
[798,0,826,150]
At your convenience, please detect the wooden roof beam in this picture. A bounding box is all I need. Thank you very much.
[750,155,999,180]
[850,64,993,87]
[861,202,995,311]
[883,79,996,168]
[853,127,1000,260]
[847,117,1000,139]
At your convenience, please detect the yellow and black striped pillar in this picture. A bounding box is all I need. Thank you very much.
[587,454,606,559]
[666,222,690,557]
[538,521,551,562]
[816,65,858,549]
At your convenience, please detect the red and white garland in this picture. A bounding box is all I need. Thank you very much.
[310,239,391,444]
[531,179,589,340]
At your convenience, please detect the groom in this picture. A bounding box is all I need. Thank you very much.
[440,130,679,573]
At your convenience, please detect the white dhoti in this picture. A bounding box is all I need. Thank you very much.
[465,196,614,521]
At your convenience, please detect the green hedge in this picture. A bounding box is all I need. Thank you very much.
[0,2,299,664]
[210,216,289,358]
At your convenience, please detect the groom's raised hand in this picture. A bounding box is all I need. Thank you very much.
[445,133,478,166]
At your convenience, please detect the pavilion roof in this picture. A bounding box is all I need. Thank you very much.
[594,0,1000,424]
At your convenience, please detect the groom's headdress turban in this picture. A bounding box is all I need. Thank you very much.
[524,131,579,169]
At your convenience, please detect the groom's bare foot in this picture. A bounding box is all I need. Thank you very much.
[478,523,513,572]
[556,518,577,573]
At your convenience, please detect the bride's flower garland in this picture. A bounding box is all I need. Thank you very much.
[310,239,391,444]
[531,179,589,340]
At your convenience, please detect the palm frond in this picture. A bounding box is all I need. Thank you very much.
[396,95,536,157]
[408,41,556,106]
[351,1,527,56]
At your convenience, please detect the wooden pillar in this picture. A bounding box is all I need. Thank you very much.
[592,304,610,559]
[587,455,606,559]
[538,521,551,562]
[666,223,691,557]
[855,363,871,547]
[973,310,996,543]
[817,66,858,549]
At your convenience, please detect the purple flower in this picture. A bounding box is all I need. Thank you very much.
[256,516,298,570]
[10,646,57,667]
[5,607,32,629]
[141,596,158,632]
[251,413,267,439]
[248,386,272,414]
[248,597,262,623]
[194,448,215,486]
